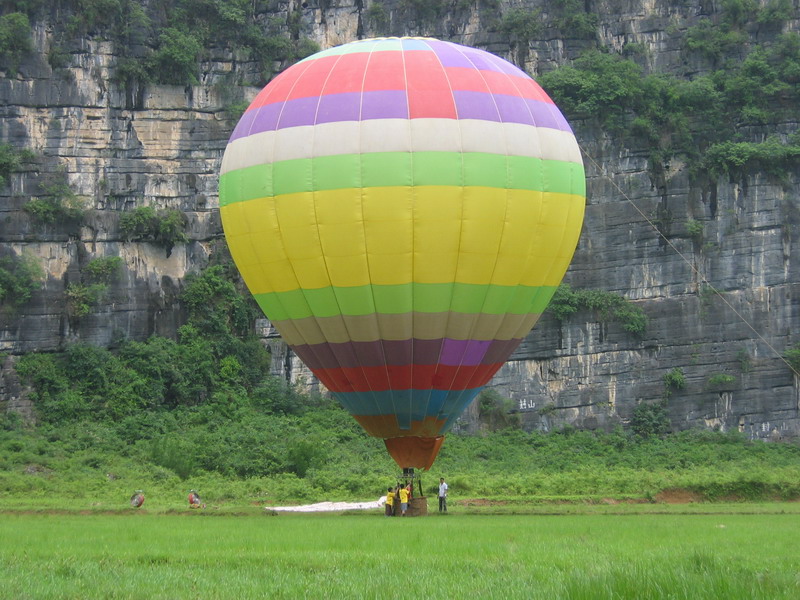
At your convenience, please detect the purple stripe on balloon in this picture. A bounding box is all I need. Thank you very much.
[316,92,361,124]
[527,98,561,129]
[230,108,258,142]
[428,40,476,69]
[413,339,444,365]
[459,47,501,72]
[292,338,524,370]
[277,96,320,129]
[383,339,413,365]
[229,93,571,142]
[361,90,408,120]
[494,94,535,125]
[453,90,501,121]
[483,338,523,364]
[440,339,492,366]
[245,103,283,138]
[352,340,386,367]
[481,49,529,77]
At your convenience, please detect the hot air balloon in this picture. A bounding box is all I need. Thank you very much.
[219,37,585,471]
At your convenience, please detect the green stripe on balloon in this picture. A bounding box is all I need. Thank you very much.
[219,153,585,206]
[254,282,559,321]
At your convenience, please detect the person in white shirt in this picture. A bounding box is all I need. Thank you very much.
[438,477,448,513]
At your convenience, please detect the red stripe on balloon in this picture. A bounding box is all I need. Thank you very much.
[243,50,555,114]
[285,55,339,100]
[363,50,407,91]
[322,51,372,95]
[311,363,504,393]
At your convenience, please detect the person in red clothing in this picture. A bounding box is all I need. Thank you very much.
[130,490,144,508]
[188,490,205,509]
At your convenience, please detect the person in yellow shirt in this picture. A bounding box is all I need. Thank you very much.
[398,484,410,516]
[385,487,395,517]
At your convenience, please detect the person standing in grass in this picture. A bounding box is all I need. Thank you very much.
[385,487,395,516]
[398,483,410,516]
[438,477,448,513]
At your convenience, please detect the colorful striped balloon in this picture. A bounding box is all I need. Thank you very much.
[220,37,585,470]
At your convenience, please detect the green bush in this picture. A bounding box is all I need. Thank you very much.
[84,256,123,283]
[553,0,598,39]
[547,284,648,336]
[630,401,670,437]
[663,368,686,396]
[478,389,521,432]
[150,436,196,479]
[706,373,737,391]
[684,19,747,64]
[782,344,800,374]
[0,144,29,188]
[119,206,188,256]
[0,252,44,308]
[65,283,108,317]
[0,12,32,74]
[498,8,542,48]
[150,27,202,86]
[686,219,704,244]
[364,2,389,31]
[757,0,794,25]
[703,137,800,180]
[25,176,86,224]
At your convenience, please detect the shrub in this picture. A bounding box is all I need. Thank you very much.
[364,2,389,31]
[783,344,800,374]
[478,389,521,431]
[0,252,44,307]
[119,206,188,256]
[538,51,642,126]
[25,177,86,224]
[0,12,32,74]
[630,401,670,437]
[84,256,123,283]
[65,283,108,317]
[553,0,598,39]
[703,137,800,180]
[498,8,542,48]
[0,143,25,188]
[150,27,202,86]
[663,368,686,396]
[547,284,648,336]
[757,0,794,25]
[150,436,196,479]
[706,373,737,391]
[737,348,751,373]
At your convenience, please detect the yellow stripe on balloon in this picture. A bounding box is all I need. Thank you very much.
[220,186,584,295]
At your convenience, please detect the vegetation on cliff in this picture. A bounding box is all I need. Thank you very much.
[3,266,799,505]
[538,33,800,179]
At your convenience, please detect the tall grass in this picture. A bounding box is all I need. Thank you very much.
[0,513,798,599]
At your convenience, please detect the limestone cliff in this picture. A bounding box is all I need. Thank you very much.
[0,0,798,439]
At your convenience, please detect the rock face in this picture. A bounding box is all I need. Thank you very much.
[0,1,798,440]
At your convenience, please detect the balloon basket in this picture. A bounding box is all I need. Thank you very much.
[393,467,428,517]
[408,497,428,517]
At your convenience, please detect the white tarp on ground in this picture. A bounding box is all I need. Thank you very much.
[267,497,386,513]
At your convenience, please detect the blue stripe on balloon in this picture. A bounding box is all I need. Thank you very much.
[332,388,482,426]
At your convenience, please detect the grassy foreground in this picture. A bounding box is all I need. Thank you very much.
[1,511,798,599]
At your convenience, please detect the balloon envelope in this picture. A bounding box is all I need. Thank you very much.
[220,37,585,469]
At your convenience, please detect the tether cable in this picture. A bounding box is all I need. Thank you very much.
[578,144,800,378]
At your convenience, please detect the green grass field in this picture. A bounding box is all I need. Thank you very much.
[1,510,798,599]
